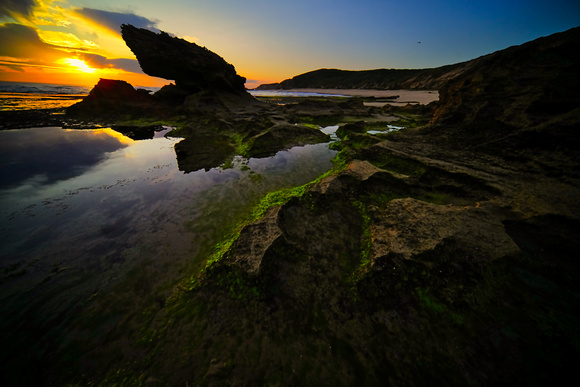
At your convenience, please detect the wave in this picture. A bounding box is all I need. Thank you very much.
[0,81,91,95]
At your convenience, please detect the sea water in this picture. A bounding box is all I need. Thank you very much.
[0,81,161,110]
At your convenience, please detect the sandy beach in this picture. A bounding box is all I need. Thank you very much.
[285,88,439,105]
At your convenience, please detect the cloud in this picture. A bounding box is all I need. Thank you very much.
[0,0,37,19]
[80,53,144,74]
[0,22,146,75]
[73,8,159,34]
[0,22,65,62]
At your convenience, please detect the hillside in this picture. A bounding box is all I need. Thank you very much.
[256,63,473,90]
[256,29,578,91]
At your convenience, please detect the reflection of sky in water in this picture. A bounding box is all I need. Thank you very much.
[0,126,337,305]
[0,127,131,189]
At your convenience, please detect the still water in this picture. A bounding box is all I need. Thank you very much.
[0,126,336,368]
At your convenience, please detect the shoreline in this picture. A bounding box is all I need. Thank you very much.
[279,88,439,105]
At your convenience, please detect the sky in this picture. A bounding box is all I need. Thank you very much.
[0,0,579,88]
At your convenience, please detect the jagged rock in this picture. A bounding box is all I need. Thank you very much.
[66,78,156,118]
[121,24,247,94]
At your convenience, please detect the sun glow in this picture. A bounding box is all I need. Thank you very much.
[59,58,96,73]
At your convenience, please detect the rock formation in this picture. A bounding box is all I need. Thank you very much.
[66,78,156,118]
[121,24,247,95]
[426,26,580,157]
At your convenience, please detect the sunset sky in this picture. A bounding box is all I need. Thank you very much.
[0,0,579,89]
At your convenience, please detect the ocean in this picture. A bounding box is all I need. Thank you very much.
[0,81,91,111]
[0,81,354,111]
[0,81,163,111]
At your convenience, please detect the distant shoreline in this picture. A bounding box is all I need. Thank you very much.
[281,88,439,105]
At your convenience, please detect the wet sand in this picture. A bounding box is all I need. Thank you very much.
[285,88,439,105]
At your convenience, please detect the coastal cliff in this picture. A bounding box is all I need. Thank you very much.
[256,27,580,95]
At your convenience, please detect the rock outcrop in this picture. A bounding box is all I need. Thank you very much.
[121,24,247,95]
[66,78,156,118]
[426,26,580,159]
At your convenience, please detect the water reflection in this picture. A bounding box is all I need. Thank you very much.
[0,127,132,189]
[0,92,86,110]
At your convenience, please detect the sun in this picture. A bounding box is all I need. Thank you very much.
[59,58,96,74]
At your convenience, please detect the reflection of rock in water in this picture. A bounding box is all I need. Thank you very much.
[246,124,330,158]
[174,135,234,173]
[111,124,160,140]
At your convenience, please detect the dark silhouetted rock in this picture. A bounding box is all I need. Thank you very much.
[121,24,247,94]
[67,78,156,118]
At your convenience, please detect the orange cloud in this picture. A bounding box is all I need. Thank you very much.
[0,3,167,87]
[0,23,66,63]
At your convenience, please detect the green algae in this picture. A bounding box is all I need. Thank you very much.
[179,150,349,294]
[349,200,374,285]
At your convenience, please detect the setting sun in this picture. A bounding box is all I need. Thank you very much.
[59,58,96,73]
